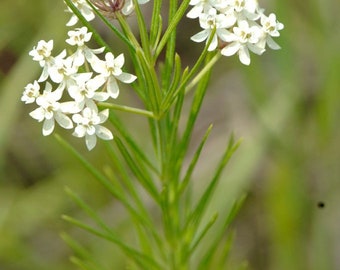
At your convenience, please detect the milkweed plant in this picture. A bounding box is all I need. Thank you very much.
[21,0,283,269]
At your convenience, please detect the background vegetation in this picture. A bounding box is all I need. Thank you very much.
[0,0,339,269]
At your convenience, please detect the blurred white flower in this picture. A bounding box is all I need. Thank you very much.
[191,8,235,51]
[21,81,40,104]
[221,20,265,65]
[92,52,137,98]
[259,13,284,50]
[187,0,283,65]
[65,0,95,26]
[66,27,105,67]
[29,82,74,136]
[68,72,109,110]
[72,107,113,150]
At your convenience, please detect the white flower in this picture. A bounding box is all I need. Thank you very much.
[65,0,95,26]
[29,40,68,82]
[48,56,78,86]
[91,52,137,98]
[72,107,113,150]
[261,13,284,37]
[66,26,92,46]
[21,81,40,104]
[29,40,54,64]
[191,8,235,51]
[29,82,73,136]
[68,72,109,109]
[221,20,265,65]
[66,27,105,67]
[122,0,150,15]
[259,13,284,50]
[187,0,214,19]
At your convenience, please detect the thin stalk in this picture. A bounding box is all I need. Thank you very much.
[98,102,155,118]
[154,0,191,59]
[161,0,178,92]
[150,0,163,49]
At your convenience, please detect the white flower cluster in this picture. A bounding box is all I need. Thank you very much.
[187,0,284,65]
[22,27,137,150]
[65,0,150,26]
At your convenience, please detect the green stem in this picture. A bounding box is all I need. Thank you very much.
[98,102,155,118]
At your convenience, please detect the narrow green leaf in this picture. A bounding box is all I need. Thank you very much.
[160,30,217,114]
[108,113,159,175]
[64,187,123,240]
[151,15,163,53]
[102,163,166,262]
[55,135,154,229]
[155,0,190,59]
[166,53,183,99]
[188,212,218,255]
[179,124,213,195]
[115,12,141,49]
[174,58,213,175]
[135,48,161,114]
[198,194,246,269]
[115,137,160,203]
[61,233,107,270]
[63,215,161,269]
[150,0,162,48]
[185,135,241,235]
[161,0,179,91]
[167,90,185,176]
[132,0,151,60]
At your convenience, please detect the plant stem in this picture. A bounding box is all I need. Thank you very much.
[98,102,155,118]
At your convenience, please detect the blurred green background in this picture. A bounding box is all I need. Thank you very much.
[0,0,339,269]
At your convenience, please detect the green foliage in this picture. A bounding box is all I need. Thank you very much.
[1,0,340,270]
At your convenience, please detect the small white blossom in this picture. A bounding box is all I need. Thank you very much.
[68,73,110,109]
[187,0,214,19]
[29,82,73,136]
[187,0,283,65]
[29,40,54,64]
[66,27,105,67]
[29,40,68,82]
[221,20,264,65]
[21,81,40,104]
[91,52,137,98]
[122,0,150,16]
[259,13,284,50]
[191,8,235,51]
[48,56,78,87]
[72,108,113,150]
[65,0,95,26]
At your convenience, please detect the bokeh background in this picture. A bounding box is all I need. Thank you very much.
[1,0,339,269]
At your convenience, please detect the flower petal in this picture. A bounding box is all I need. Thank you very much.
[107,76,120,99]
[55,112,73,129]
[85,134,97,150]
[29,107,45,122]
[42,118,55,136]
[95,125,113,140]
[117,72,137,84]
[238,46,251,65]
[221,42,240,56]
[191,30,209,43]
